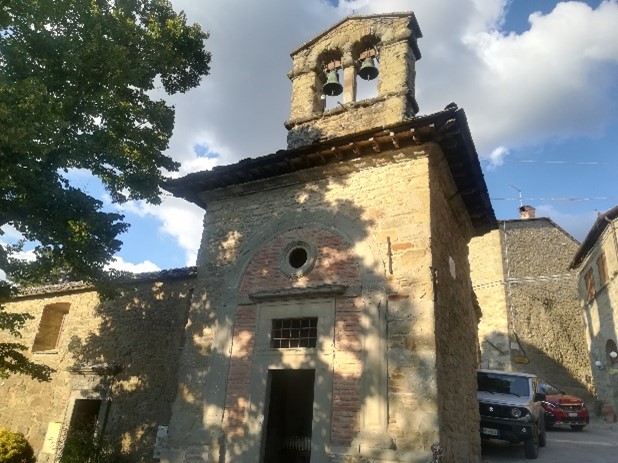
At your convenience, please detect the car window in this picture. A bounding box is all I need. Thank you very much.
[540,383,561,395]
[477,372,531,396]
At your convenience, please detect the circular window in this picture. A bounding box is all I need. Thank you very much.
[280,241,316,278]
[288,247,308,269]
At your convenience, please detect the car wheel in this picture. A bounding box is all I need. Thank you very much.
[523,429,539,459]
[570,425,585,431]
[539,419,547,448]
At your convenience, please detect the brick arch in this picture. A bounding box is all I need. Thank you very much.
[219,211,390,449]
[239,227,360,298]
[223,210,386,295]
[350,34,381,60]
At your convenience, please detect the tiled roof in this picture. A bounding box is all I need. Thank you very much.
[15,267,197,297]
[570,205,618,269]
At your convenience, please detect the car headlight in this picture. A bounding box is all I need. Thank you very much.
[511,407,523,418]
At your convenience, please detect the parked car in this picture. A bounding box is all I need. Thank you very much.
[477,369,547,459]
[539,382,589,431]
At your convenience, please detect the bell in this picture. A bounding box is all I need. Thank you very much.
[358,56,379,81]
[323,70,343,96]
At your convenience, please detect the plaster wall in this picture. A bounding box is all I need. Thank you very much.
[578,217,618,411]
[469,230,510,370]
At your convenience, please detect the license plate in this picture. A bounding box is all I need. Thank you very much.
[482,427,499,436]
[568,412,578,417]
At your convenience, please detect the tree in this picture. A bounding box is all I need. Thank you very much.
[0,0,211,379]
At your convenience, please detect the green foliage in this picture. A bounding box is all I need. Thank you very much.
[59,427,125,463]
[0,428,35,463]
[0,0,210,379]
[0,282,53,381]
[0,0,210,284]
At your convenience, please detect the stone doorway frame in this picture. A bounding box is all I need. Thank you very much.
[243,298,335,463]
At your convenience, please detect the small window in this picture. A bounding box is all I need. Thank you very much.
[32,303,69,352]
[280,240,316,278]
[271,318,318,348]
[597,253,608,286]
[584,268,595,301]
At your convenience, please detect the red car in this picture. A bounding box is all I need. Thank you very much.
[539,382,589,431]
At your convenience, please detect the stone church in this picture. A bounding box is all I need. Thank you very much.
[161,12,496,463]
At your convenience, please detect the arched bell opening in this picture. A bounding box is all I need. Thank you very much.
[317,49,344,111]
[352,35,381,102]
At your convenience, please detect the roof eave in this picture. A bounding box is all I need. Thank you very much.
[163,107,497,236]
[569,205,618,269]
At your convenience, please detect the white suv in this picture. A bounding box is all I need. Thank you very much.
[477,369,547,459]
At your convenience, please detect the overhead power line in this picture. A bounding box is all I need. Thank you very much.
[509,160,618,165]
[491,196,616,202]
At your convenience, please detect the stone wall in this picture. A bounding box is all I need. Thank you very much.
[470,219,593,399]
[429,144,480,463]
[163,140,483,462]
[0,271,195,462]
[286,15,419,148]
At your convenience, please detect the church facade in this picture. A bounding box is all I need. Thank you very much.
[161,12,495,463]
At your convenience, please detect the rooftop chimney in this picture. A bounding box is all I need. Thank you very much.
[519,205,536,219]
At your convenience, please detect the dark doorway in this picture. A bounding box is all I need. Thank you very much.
[68,399,102,433]
[262,369,315,463]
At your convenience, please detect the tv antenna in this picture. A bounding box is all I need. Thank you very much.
[509,184,524,208]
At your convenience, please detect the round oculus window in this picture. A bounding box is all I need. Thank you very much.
[280,241,316,277]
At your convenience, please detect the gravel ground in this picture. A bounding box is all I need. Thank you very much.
[481,416,618,462]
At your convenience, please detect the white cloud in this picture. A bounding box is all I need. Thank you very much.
[458,0,618,155]
[118,194,204,266]
[136,0,618,264]
[164,0,618,164]
[106,256,161,273]
[174,154,219,179]
[488,146,509,169]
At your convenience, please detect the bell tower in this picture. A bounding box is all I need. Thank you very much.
[285,12,422,149]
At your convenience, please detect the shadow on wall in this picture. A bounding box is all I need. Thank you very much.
[66,276,195,462]
[515,340,594,404]
[507,276,593,398]
[63,133,480,462]
[479,330,510,371]
[481,329,593,403]
[582,288,618,413]
[161,167,445,462]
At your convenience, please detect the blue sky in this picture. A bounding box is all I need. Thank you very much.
[4,0,617,273]
[98,0,618,270]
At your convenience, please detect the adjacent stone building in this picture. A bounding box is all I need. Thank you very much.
[161,13,496,463]
[470,207,592,399]
[0,269,196,462]
[570,205,618,418]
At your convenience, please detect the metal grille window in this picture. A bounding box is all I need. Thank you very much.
[271,318,318,348]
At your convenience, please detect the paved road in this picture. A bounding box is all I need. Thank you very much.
[481,417,618,462]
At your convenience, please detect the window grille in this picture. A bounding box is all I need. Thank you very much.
[271,318,318,348]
